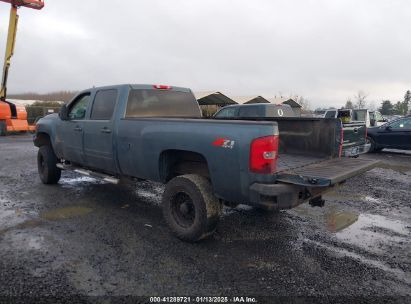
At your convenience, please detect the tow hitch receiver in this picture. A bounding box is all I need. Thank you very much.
[309,196,325,207]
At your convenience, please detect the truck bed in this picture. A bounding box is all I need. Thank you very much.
[277,153,326,172]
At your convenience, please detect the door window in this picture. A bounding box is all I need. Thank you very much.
[68,94,90,120]
[90,89,118,120]
[390,118,411,129]
[375,112,384,121]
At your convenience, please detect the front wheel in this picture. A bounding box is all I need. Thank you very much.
[162,174,222,242]
[366,136,377,153]
[37,145,61,184]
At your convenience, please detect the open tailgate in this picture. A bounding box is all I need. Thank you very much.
[276,158,380,187]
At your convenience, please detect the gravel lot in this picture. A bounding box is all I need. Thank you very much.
[0,135,410,303]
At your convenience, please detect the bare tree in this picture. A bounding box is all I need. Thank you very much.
[296,96,311,112]
[368,101,376,111]
[354,90,368,109]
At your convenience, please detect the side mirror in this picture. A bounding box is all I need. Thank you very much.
[385,125,392,131]
[370,119,376,126]
[59,104,69,120]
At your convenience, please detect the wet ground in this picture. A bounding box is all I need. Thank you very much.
[0,135,410,302]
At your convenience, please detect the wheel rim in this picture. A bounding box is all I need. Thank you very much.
[171,192,196,228]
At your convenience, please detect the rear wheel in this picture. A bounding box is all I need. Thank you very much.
[162,174,222,242]
[0,120,6,136]
[37,145,61,184]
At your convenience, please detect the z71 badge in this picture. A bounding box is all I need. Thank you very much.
[212,138,235,149]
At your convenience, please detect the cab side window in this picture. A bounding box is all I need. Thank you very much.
[238,106,261,118]
[90,89,118,120]
[215,107,237,118]
[390,118,411,129]
[68,94,90,120]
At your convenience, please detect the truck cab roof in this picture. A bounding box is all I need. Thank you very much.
[214,103,296,118]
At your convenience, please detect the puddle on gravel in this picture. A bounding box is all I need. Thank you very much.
[41,206,94,220]
[0,208,38,232]
[335,213,409,251]
[0,219,42,236]
[2,232,47,252]
[376,162,411,174]
[326,211,359,232]
[60,176,101,187]
[307,239,411,285]
[323,191,364,201]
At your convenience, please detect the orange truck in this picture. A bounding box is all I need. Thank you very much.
[0,0,44,135]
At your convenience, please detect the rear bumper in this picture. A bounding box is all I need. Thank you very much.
[249,157,380,210]
[249,183,324,211]
[342,143,371,157]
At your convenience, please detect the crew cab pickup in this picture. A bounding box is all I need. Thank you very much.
[218,104,369,157]
[34,84,379,242]
[323,108,369,156]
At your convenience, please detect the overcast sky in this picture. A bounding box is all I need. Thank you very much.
[0,0,410,108]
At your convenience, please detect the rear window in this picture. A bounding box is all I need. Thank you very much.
[238,106,262,117]
[353,110,366,121]
[324,110,336,118]
[125,89,201,118]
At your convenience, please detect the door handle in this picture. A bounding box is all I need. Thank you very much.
[74,126,82,132]
[101,127,112,134]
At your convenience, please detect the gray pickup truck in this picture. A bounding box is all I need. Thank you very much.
[34,84,378,242]
[216,104,369,157]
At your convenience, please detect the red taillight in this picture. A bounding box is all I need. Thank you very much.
[153,84,172,90]
[365,127,368,139]
[250,135,279,174]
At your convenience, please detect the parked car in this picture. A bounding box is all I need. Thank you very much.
[367,116,411,152]
[34,84,379,241]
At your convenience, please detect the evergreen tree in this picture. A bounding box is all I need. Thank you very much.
[379,100,393,115]
[344,99,354,109]
[393,101,402,115]
[403,90,411,115]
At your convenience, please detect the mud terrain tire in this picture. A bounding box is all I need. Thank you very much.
[162,174,221,242]
[37,145,61,184]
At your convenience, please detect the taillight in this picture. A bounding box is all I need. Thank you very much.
[250,135,279,174]
[153,84,172,90]
[365,127,368,139]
